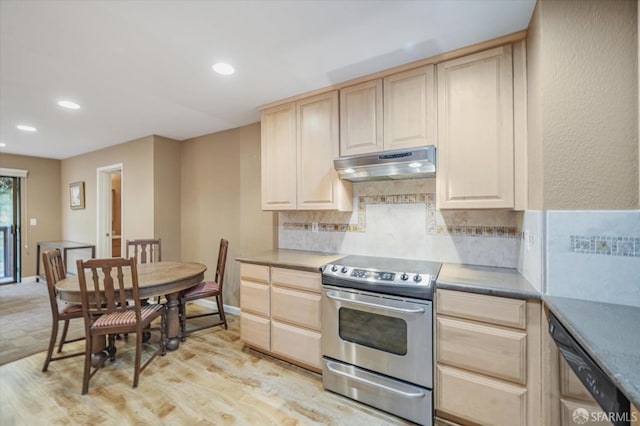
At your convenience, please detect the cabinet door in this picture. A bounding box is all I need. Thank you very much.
[436,364,527,426]
[297,91,352,211]
[271,286,321,331]
[271,320,322,370]
[261,102,297,210]
[340,79,383,156]
[240,312,270,351]
[383,65,436,151]
[436,45,514,209]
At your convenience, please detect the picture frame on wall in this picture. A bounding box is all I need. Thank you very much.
[69,181,85,210]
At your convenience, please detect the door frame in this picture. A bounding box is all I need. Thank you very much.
[96,164,123,258]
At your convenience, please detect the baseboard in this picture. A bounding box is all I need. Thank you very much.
[192,299,239,316]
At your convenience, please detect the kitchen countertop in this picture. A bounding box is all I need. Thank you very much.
[544,296,640,408]
[236,249,345,272]
[436,263,541,300]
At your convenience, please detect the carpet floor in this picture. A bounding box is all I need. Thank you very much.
[0,281,85,366]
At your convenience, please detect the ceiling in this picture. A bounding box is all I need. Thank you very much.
[0,0,536,160]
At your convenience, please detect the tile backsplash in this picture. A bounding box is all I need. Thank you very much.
[279,179,522,268]
[546,210,640,307]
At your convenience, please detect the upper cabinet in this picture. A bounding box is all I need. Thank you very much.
[261,103,297,210]
[262,91,352,211]
[383,65,437,151]
[339,66,436,157]
[436,44,526,210]
[339,79,383,156]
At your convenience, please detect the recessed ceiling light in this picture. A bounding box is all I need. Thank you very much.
[212,62,235,75]
[17,124,37,132]
[58,100,81,110]
[0,143,6,147]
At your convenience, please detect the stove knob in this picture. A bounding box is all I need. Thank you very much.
[413,274,422,283]
[401,273,409,281]
[341,267,348,274]
[331,265,338,272]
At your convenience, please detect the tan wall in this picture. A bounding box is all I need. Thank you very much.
[527,0,639,209]
[0,154,61,278]
[181,122,275,308]
[526,3,544,210]
[153,136,182,261]
[61,136,155,252]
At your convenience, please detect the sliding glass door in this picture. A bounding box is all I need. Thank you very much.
[0,176,20,284]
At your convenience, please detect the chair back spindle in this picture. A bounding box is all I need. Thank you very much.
[126,238,161,264]
[77,258,140,320]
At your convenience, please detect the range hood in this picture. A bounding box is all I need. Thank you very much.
[334,146,436,182]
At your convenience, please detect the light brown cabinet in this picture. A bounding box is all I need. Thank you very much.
[436,43,526,210]
[239,264,271,351]
[339,79,383,156]
[339,66,436,157]
[239,263,323,372]
[383,65,436,151]
[261,91,352,211]
[435,289,541,426]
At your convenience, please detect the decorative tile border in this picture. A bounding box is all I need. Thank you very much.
[570,235,640,257]
[282,192,520,239]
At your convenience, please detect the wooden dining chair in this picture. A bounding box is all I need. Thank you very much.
[41,249,85,372]
[76,256,166,394]
[126,238,161,304]
[126,238,161,264]
[179,239,228,339]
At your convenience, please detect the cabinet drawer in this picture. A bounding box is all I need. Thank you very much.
[240,263,270,283]
[436,316,527,385]
[436,364,527,426]
[436,289,527,329]
[271,320,322,369]
[271,267,321,293]
[240,280,270,316]
[240,312,270,351]
[271,286,321,331]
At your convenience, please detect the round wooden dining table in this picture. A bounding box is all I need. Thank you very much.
[56,261,207,360]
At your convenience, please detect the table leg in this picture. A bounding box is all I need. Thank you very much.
[165,291,181,351]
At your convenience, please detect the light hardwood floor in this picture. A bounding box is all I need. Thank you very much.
[0,313,413,425]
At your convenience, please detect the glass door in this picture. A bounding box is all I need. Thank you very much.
[0,176,20,284]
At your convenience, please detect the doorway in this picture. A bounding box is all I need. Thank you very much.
[0,176,20,284]
[96,164,123,258]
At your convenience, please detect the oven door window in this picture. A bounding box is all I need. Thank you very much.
[338,307,407,355]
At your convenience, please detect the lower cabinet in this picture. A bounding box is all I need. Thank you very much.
[239,262,322,372]
[434,289,542,426]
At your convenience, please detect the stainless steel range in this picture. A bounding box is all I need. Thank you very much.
[321,255,441,426]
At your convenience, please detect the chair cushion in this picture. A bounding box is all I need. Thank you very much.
[61,304,83,315]
[183,281,220,298]
[92,304,163,329]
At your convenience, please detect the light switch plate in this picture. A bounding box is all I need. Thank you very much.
[30,218,37,226]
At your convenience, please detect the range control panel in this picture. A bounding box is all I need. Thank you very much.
[322,263,432,287]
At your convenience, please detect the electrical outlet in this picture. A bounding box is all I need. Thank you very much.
[311,222,319,233]
[524,230,534,251]
[30,218,37,226]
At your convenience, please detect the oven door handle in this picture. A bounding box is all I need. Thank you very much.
[325,291,425,314]
[325,361,426,399]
